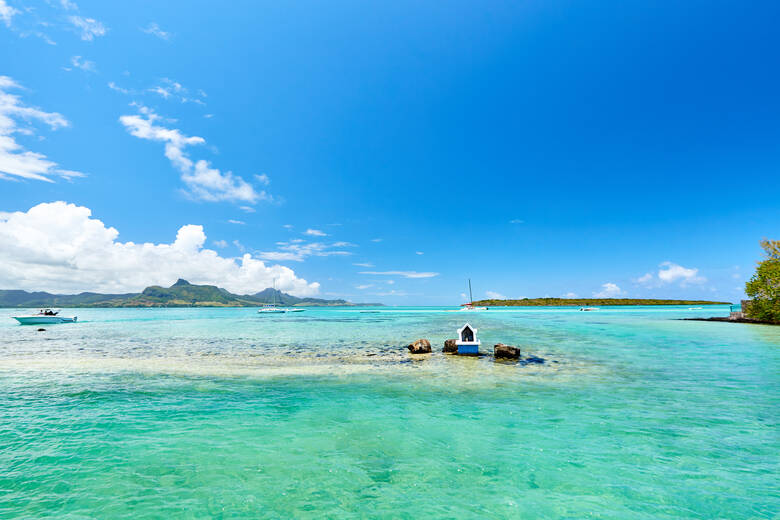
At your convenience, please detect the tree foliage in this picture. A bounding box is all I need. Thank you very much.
[744,239,780,323]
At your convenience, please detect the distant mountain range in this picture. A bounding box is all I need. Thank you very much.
[0,279,382,308]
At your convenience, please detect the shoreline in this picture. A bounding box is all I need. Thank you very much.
[681,317,779,326]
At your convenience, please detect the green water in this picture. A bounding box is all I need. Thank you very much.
[1,306,778,518]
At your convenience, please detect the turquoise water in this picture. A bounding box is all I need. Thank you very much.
[1,306,778,518]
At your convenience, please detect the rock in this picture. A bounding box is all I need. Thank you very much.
[37,328,46,332]
[443,339,458,353]
[407,339,432,354]
[494,343,521,359]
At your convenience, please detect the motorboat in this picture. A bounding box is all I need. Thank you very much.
[13,309,78,325]
[579,307,600,311]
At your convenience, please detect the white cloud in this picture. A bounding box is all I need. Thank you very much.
[356,284,373,290]
[657,262,705,286]
[0,202,320,296]
[562,292,578,298]
[141,22,170,40]
[636,272,653,284]
[360,271,438,279]
[485,291,505,299]
[60,0,78,10]
[304,228,327,237]
[107,82,132,94]
[213,239,227,248]
[239,206,255,213]
[119,106,267,204]
[282,224,293,229]
[255,173,270,185]
[415,251,424,255]
[0,76,85,182]
[509,219,524,224]
[68,15,106,41]
[69,55,96,73]
[259,240,352,262]
[227,219,244,225]
[0,0,19,27]
[371,238,382,242]
[148,78,205,105]
[593,283,622,298]
[636,262,706,287]
[353,262,373,267]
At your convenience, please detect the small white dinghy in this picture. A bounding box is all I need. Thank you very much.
[13,309,78,325]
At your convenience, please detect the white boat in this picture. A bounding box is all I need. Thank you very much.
[458,304,488,312]
[456,279,488,311]
[579,307,600,311]
[257,304,305,314]
[258,304,286,314]
[13,309,77,325]
[688,307,703,310]
[257,279,305,314]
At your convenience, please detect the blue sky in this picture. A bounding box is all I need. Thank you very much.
[1,0,778,304]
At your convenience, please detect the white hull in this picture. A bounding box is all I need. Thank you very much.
[13,316,77,325]
[258,308,305,314]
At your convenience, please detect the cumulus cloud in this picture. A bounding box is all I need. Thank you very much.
[485,290,505,299]
[635,262,706,287]
[0,0,19,27]
[68,15,106,41]
[593,282,622,297]
[0,202,320,295]
[304,228,327,237]
[119,106,268,204]
[360,271,438,279]
[0,76,85,182]
[658,262,705,285]
[141,22,170,40]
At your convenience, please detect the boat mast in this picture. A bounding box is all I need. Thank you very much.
[468,279,473,305]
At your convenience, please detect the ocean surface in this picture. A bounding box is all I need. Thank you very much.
[0,305,778,519]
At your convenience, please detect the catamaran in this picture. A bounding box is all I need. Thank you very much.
[12,309,78,325]
[457,279,488,311]
[257,280,305,314]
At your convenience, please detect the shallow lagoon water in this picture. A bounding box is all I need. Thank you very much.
[0,306,778,518]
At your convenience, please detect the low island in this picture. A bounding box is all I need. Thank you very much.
[471,298,730,307]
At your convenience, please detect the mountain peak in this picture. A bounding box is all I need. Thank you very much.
[172,279,191,287]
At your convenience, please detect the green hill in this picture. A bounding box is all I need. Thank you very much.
[0,279,381,308]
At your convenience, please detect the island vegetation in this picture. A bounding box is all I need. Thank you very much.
[0,279,382,308]
[744,239,780,324]
[470,298,730,307]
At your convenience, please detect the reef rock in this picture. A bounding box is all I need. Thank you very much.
[443,339,458,353]
[407,339,432,354]
[494,343,521,359]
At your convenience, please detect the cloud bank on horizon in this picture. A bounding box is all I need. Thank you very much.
[0,201,320,296]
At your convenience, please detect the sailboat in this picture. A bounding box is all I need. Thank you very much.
[257,279,305,314]
[457,279,488,311]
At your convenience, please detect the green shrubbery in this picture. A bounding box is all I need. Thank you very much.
[745,239,780,324]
